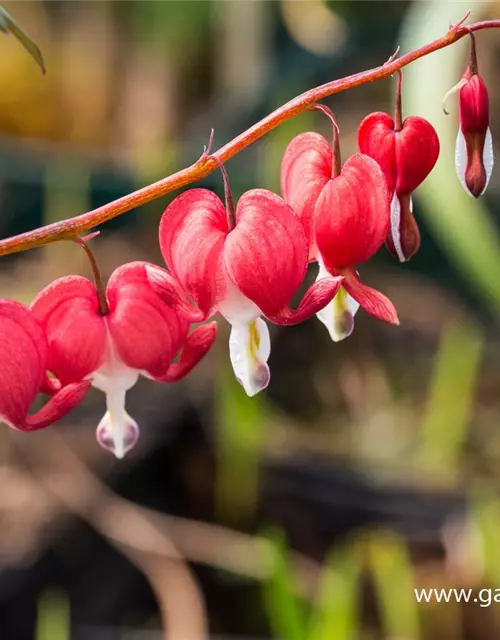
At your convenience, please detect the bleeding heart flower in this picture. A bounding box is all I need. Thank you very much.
[31,261,217,459]
[150,162,341,397]
[444,32,493,198]
[0,299,90,431]
[358,72,439,262]
[281,107,399,342]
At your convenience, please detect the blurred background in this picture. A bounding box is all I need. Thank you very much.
[0,1,499,638]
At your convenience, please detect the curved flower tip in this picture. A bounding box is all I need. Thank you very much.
[96,408,139,459]
[343,271,399,326]
[157,321,218,383]
[145,264,206,322]
[268,275,342,326]
[229,317,270,397]
[23,380,91,431]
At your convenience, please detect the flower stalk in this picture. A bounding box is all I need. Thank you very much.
[0,16,498,257]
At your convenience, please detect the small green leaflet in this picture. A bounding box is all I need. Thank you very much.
[0,6,45,74]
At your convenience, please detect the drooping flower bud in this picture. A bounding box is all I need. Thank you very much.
[358,71,439,262]
[445,32,493,198]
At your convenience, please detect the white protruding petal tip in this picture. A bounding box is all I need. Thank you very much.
[229,317,271,397]
[390,192,406,263]
[482,127,494,196]
[316,284,359,343]
[455,128,472,197]
[96,409,139,459]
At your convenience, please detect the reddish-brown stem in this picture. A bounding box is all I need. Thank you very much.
[72,237,109,315]
[394,70,403,131]
[313,104,341,177]
[0,17,499,257]
[209,156,236,230]
[468,31,478,74]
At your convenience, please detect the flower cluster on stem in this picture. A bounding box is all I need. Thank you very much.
[0,14,498,457]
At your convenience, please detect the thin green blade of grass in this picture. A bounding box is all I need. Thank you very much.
[469,494,500,627]
[417,318,482,481]
[261,528,308,640]
[308,542,361,640]
[215,348,266,525]
[369,531,421,640]
[36,589,70,640]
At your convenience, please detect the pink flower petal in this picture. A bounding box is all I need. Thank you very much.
[225,189,308,319]
[280,132,332,260]
[267,274,342,326]
[157,322,217,382]
[23,380,91,431]
[342,270,399,325]
[394,116,440,194]
[159,189,228,317]
[358,112,398,193]
[107,263,190,380]
[358,113,439,196]
[0,300,47,427]
[314,154,390,271]
[145,263,206,322]
[32,276,106,385]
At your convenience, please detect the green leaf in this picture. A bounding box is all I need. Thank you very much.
[215,348,266,525]
[262,528,308,640]
[308,543,361,640]
[36,590,70,640]
[0,6,45,74]
[369,531,421,640]
[416,318,482,480]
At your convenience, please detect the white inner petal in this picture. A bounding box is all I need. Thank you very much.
[482,127,494,195]
[390,192,406,263]
[96,389,139,459]
[316,273,359,343]
[229,317,271,397]
[455,129,472,197]
[92,326,140,459]
[218,275,261,324]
